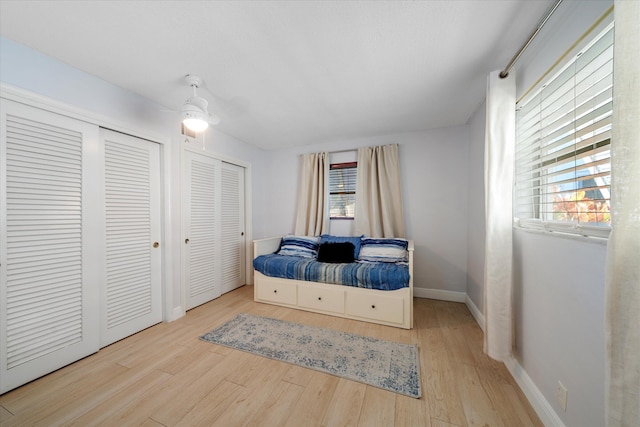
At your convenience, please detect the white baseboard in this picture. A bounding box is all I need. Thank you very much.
[504,356,566,427]
[169,306,185,322]
[413,287,466,302]
[464,295,485,332]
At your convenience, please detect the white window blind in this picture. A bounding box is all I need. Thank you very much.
[329,162,357,219]
[514,22,613,239]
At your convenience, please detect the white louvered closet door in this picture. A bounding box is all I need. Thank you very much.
[220,162,245,294]
[184,150,222,309]
[0,99,101,394]
[100,129,162,347]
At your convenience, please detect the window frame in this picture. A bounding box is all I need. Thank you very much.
[514,22,613,240]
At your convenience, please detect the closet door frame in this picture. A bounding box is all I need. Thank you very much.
[181,145,252,313]
[0,84,175,322]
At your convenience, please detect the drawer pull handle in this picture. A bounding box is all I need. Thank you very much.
[318,297,322,301]
[273,290,277,294]
[371,305,376,309]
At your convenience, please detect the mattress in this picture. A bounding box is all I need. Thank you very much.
[253,254,410,291]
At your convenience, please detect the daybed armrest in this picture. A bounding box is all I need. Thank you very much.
[407,240,414,287]
[253,236,282,258]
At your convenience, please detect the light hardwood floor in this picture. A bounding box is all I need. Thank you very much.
[0,285,542,427]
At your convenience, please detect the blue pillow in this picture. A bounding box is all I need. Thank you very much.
[358,238,408,263]
[277,235,320,258]
[319,234,364,258]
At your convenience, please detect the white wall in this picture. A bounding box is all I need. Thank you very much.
[465,1,613,425]
[258,128,470,294]
[514,231,607,427]
[0,36,266,318]
[466,99,486,314]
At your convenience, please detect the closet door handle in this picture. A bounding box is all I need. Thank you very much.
[185,238,190,244]
[153,242,159,248]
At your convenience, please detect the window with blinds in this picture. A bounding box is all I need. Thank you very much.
[514,22,613,238]
[329,162,357,219]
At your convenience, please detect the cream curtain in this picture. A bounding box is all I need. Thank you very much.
[294,152,328,236]
[354,144,405,238]
[483,70,516,362]
[606,2,640,425]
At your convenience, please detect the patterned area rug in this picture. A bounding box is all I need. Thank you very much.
[200,313,421,398]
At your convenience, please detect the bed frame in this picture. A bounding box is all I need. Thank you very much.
[253,237,414,329]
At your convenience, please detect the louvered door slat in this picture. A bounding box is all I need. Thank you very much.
[1,100,100,393]
[100,129,161,347]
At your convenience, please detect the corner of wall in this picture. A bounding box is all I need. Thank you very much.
[465,294,485,332]
[413,287,466,302]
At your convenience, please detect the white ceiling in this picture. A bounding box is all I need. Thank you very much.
[0,0,553,150]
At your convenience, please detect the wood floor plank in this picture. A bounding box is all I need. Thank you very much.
[246,380,305,426]
[0,359,128,415]
[172,380,245,427]
[0,404,14,424]
[5,344,186,427]
[456,362,505,427]
[149,350,246,426]
[96,350,226,426]
[208,358,291,427]
[357,386,397,427]
[0,286,543,427]
[67,369,172,427]
[283,373,340,427]
[417,300,467,426]
[431,418,463,427]
[394,393,431,427]
[322,379,367,427]
[281,364,316,387]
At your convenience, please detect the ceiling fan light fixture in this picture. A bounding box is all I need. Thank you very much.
[181,97,210,132]
[181,74,219,132]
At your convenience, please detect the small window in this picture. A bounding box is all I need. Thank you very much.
[329,162,357,219]
[514,23,613,238]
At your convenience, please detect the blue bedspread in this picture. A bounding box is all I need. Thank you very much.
[253,254,410,291]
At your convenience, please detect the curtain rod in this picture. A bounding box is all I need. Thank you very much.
[500,0,564,78]
[298,148,356,157]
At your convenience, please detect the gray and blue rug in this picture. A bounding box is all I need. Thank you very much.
[200,313,421,398]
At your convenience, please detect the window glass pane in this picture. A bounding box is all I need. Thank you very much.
[329,193,355,218]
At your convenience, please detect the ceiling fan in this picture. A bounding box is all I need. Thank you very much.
[181,74,221,133]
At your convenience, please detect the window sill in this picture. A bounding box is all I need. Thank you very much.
[513,224,609,246]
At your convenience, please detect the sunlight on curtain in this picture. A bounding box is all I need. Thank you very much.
[294,152,328,236]
[605,1,640,425]
[354,144,405,238]
[484,70,516,362]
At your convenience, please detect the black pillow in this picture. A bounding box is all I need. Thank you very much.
[317,242,355,263]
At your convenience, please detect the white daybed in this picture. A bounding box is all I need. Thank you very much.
[252,236,414,329]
